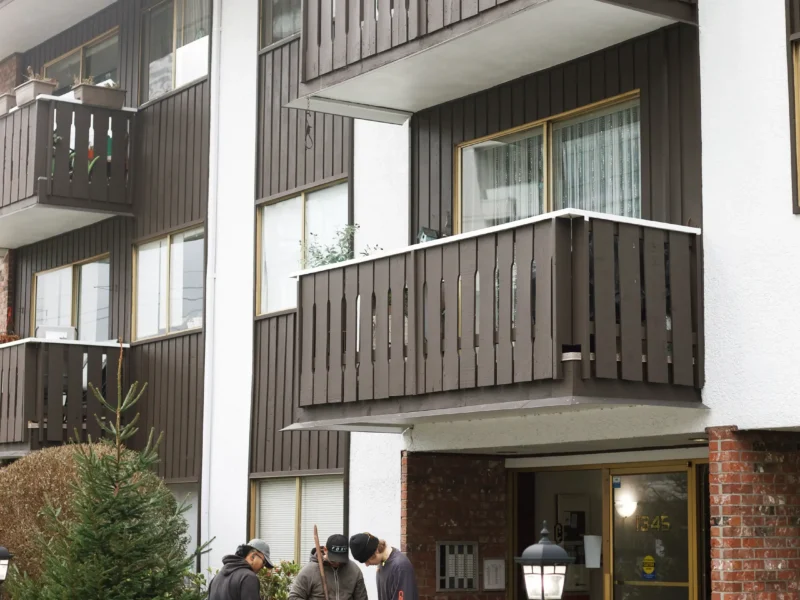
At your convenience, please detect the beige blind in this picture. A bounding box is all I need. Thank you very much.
[299,475,345,565]
[257,478,297,564]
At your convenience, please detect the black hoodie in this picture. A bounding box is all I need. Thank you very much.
[209,555,261,600]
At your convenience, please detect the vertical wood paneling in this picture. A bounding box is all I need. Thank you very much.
[250,314,348,475]
[411,24,702,238]
[256,39,352,201]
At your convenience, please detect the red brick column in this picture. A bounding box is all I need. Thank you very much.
[401,452,507,600]
[708,426,800,600]
[0,53,23,95]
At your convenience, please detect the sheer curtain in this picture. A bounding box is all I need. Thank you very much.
[553,100,641,218]
[461,127,544,233]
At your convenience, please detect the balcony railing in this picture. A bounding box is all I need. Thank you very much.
[296,210,703,408]
[0,339,128,446]
[0,96,134,211]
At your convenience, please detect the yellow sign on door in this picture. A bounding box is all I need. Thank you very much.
[642,555,656,580]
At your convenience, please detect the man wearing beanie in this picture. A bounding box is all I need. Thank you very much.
[289,534,368,600]
[349,533,418,600]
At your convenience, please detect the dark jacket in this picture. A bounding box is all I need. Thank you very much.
[376,548,418,600]
[209,555,261,600]
[289,550,368,600]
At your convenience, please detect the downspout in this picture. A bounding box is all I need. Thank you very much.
[200,0,223,573]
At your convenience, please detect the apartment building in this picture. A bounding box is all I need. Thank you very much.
[2,0,800,598]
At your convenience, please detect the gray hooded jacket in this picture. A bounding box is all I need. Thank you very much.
[289,550,368,600]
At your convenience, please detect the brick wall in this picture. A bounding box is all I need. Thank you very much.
[708,426,800,600]
[0,54,23,95]
[402,452,507,600]
[0,252,9,334]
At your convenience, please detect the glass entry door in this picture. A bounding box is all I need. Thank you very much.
[610,468,695,600]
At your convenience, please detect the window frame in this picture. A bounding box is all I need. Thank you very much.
[454,90,641,235]
[31,253,111,339]
[139,0,211,105]
[132,225,205,341]
[43,28,121,92]
[793,40,800,212]
[259,0,302,50]
[250,473,345,564]
[256,178,350,317]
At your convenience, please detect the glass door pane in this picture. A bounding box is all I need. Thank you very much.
[612,471,690,600]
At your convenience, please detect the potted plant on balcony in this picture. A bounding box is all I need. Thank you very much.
[72,75,127,110]
[0,93,15,116]
[14,67,57,106]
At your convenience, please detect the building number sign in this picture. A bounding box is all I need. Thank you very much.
[635,515,670,532]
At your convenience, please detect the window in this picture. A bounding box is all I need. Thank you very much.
[254,475,344,564]
[141,0,211,102]
[261,0,302,48]
[436,542,479,591]
[258,181,348,314]
[793,41,800,209]
[33,257,111,342]
[45,31,120,96]
[458,95,641,234]
[135,227,204,339]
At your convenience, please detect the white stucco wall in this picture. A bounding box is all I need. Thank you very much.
[353,120,410,255]
[202,0,258,571]
[348,432,405,599]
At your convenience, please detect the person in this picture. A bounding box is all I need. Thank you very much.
[349,533,418,600]
[209,539,274,600]
[290,534,368,600]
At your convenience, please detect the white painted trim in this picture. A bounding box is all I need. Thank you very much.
[505,446,709,469]
[287,95,411,125]
[0,337,130,349]
[290,208,702,278]
[36,94,138,113]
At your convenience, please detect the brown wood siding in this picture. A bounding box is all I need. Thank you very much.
[411,24,702,239]
[251,313,348,475]
[11,217,134,340]
[256,39,352,201]
[130,332,205,482]
[133,78,210,239]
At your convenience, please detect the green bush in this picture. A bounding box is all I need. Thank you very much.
[259,560,301,600]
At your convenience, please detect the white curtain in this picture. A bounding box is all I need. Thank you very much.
[553,100,641,218]
[461,127,544,234]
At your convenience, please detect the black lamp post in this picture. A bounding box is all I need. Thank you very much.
[515,521,575,600]
[0,546,12,599]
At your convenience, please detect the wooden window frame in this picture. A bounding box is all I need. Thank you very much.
[139,0,211,105]
[453,90,641,235]
[792,40,800,212]
[43,28,120,89]
[132,225,205,341]
[31,253,111,338]
[250,474,345,564]
[256,178,349,317]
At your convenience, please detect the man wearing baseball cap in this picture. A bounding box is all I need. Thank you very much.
[349,533,418,600]
[289,534,368,600]
[209,539,274,600]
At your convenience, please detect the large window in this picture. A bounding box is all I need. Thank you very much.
[45,31,120,96]
[261,0,301,48]
[258,181,348,314]
[254,475,344,565]
[458,95,641,234]
[141,0,211,103]
[135,227,205,339]
[33,257,111,342]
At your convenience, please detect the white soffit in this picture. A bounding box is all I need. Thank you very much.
[0,0,116,60]
[0,205,114,248]
[302,0,674,114]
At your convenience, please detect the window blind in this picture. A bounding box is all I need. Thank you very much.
[299,476,345,564]
[257,478,297,564]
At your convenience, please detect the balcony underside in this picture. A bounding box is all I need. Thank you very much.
[286,361,705,432]
[292,0,688,123]
[0,199,129,249]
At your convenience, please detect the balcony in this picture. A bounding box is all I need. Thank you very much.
[289,210,703,431]
[0,96,135,248]
[290,0,697,123]
[0,339,128,457]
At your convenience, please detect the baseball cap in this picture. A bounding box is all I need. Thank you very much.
[246,538,275,569]
[326,534,350,563]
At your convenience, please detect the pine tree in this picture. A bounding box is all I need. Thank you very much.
[8,348,208,600]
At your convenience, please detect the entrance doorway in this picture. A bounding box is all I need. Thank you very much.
[513,461,708,600]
